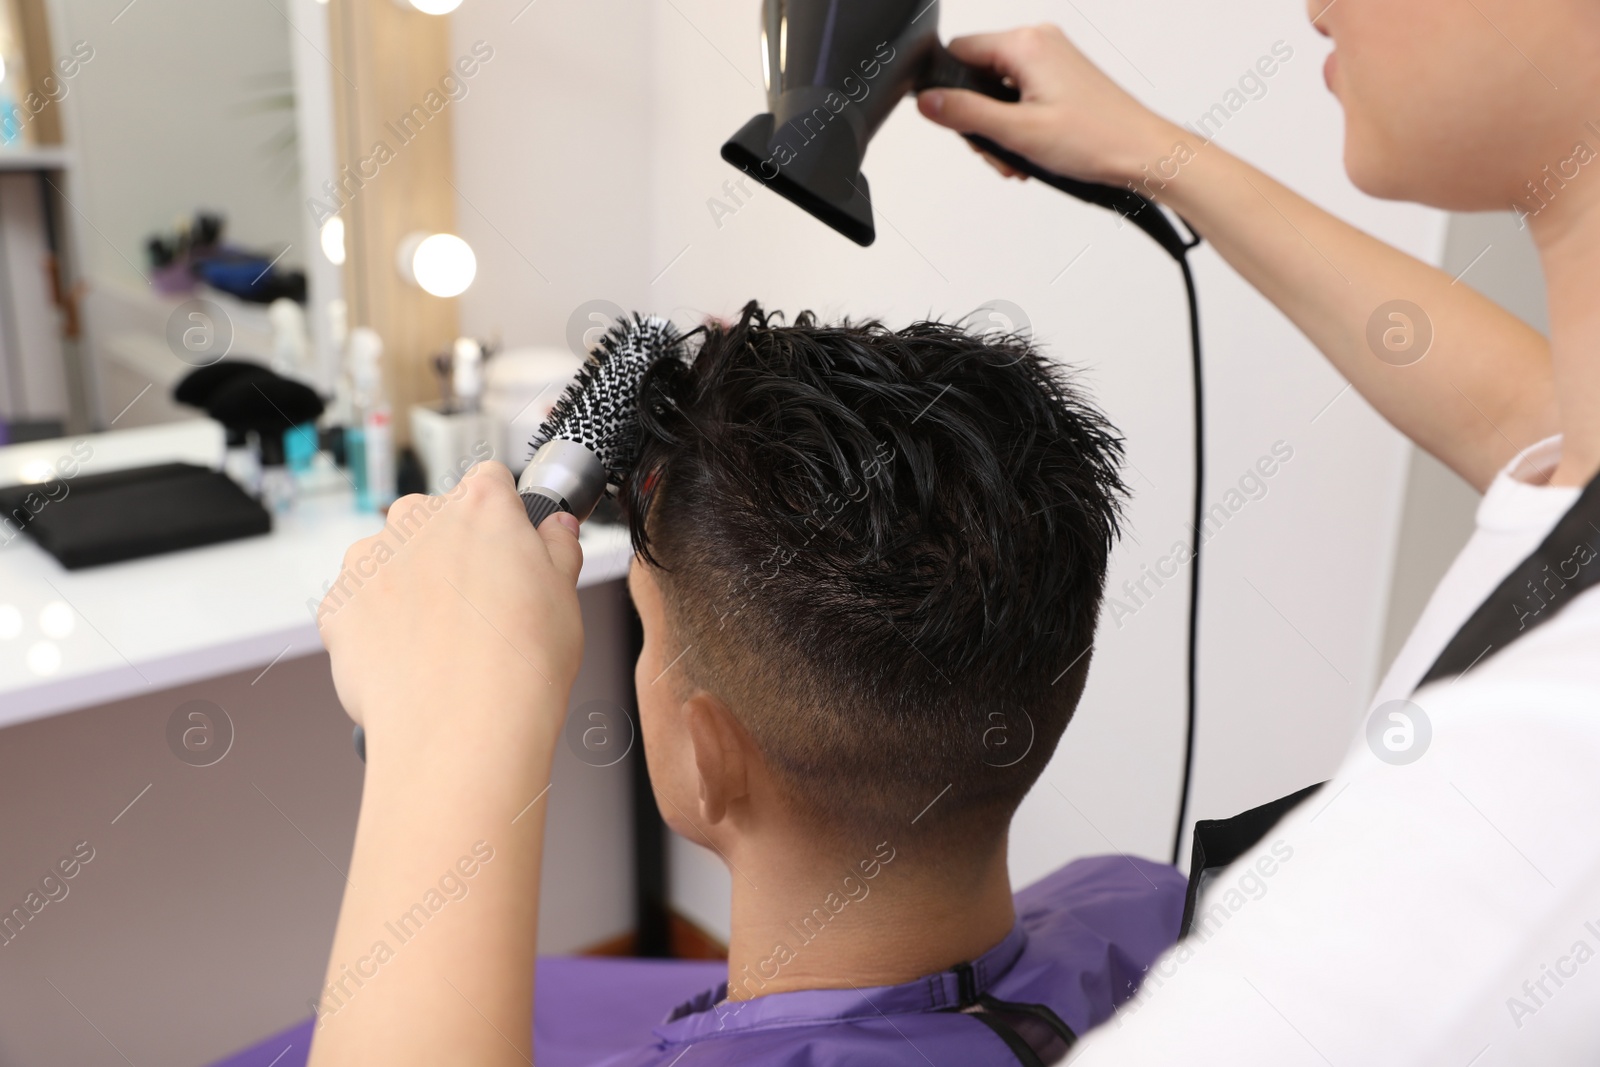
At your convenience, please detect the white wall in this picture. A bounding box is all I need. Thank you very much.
[454,0,1444,942]
[451,0,654,348]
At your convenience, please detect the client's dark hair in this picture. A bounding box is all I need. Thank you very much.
[626,301,1126,846]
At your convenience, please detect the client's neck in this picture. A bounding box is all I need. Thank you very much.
[721,829,1016,1001]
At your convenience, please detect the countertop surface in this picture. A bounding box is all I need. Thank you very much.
[0,490,633,727]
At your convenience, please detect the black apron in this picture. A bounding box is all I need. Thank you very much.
[1180,471,1600,934]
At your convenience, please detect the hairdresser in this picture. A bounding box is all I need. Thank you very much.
[920,4,1600,1063]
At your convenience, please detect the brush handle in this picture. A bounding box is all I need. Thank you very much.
[521,490,568,528]
[516,439,606,525]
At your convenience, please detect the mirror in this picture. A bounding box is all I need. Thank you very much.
[0,0,343,439]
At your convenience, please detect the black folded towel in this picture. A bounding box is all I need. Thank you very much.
[0,462,271,569]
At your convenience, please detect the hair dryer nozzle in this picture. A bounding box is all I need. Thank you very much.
[720,0,1195,264]
[722,112,876,246]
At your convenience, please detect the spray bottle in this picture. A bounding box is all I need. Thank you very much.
[346,327,396,512]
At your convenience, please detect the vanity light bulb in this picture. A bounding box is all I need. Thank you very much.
[402,232,476,298]
[408,0,463,13]
[320,216,346,266]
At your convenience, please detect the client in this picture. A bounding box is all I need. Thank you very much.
[612,301,1183,1062]
[295,302,1183,1067]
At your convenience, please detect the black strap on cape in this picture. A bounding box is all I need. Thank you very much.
[1178,469,1600,936]
[1179,781,1324,938]
[944,961,1077,1066]
[1418,470,1600,686]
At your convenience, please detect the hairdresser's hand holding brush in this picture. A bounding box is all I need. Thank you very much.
[320,461,585,767]
[310,460,582,1065]
[308,314,684,1066]
[918,23,1554,492]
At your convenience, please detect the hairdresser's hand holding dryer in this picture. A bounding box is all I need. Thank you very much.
[920,6,1600,1065]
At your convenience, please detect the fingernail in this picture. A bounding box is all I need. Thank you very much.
[922,90,943,115]
[553,513,580,536]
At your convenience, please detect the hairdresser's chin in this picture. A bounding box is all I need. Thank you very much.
[1315,0,1600,214]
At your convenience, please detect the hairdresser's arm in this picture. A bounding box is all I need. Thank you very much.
[307,463,583,1067]
[918,25,1556,493]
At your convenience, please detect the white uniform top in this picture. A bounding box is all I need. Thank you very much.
[1073,437,1600,1066]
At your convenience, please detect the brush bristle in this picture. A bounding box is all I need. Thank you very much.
[532,313,686,481]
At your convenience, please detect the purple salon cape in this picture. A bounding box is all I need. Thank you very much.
[211,854,1184,1067]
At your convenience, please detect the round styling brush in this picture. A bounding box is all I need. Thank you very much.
[516,313,685,527]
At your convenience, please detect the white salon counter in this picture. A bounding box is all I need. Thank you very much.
[0,490,634,727]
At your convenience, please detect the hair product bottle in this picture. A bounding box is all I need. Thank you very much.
[346,327,396,512]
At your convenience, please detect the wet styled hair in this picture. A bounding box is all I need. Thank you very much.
[626,301,1126,846]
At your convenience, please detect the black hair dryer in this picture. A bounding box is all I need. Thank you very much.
[721,0,1194,263]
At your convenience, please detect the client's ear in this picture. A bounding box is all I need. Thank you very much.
[684,693,750,825]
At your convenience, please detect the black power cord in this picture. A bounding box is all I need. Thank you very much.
[963,135,1205,866]
[1174,253,1203,867]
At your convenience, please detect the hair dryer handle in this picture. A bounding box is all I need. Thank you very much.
[917,43,1022,102]
[917,45,1197,264]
